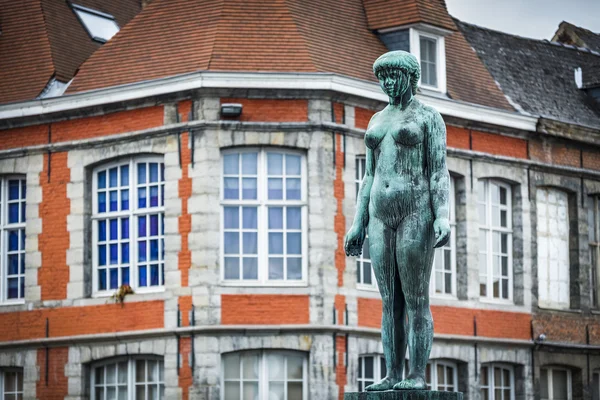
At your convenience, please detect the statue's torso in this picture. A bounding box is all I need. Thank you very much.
[365,101,432,228]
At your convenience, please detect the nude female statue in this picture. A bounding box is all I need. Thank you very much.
[345,51,451,391]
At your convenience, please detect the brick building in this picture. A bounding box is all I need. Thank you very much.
[0,0,599,399]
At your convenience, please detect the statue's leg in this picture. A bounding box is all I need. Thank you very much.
[392,209,435,390]
[365,216,406,392]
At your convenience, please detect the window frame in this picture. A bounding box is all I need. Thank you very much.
[355,156,377,291]
[0,368,24,399]
[91,156,165,297]
[71,4,120,43]
[430,177,457,298]
[540,367,572,400]
[409,29,447,93]
[428,359,458,392]
[221,350,308,400]
[480,364,515,400]
[0,176,26,304]
[589,196,600,308]
[90,356,164,400]
[357,354,387,391]
[478,179,513,303]
[220,148,308,286]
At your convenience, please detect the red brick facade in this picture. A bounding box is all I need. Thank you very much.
[220,98,308,122]
[221,294,310,324]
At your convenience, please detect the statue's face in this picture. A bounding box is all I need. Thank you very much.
[378,68,409,98]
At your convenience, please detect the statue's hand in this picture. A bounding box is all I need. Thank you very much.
[433,218,451,248]
[344,224,366,257]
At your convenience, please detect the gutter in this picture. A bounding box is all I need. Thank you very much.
[0,71,538,132]
[0,324,533,350]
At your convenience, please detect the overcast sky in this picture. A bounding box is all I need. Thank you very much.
[446,0,600,40]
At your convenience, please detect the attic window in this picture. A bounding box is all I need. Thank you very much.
[72,4,119,43]
[409,29,447,93]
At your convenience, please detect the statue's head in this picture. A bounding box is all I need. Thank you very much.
[373,51,420,98]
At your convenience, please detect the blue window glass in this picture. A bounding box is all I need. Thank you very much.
[138,216,146,237]
[138,188,147,208]
[243,207,257,229]
[287,233,302,254]
[150,186,159,207]
[286,178,301,200]
[150,240,159,261]
[20,229,25,250]
[21,180,26,198]
[224,207,239,229]
[243,232,258,255]
[224,178,239,199]
[121,190,129,210]
[109,190,118,211]
[149,163,159,183]
[121,243,129,264]
[287,258,302,280]
[224,232,239,254]
[98,220,106,241]
[120,165,129,186]
[98,192,106,213]
[223,154,239,175]
[287,207,301,230]
[8,204,19,223]
[98,269,107,291]
[110,268,118,289]
[269,257,284,280]
[269,233,283,254]
[8,231,18,251]
[110,244,118,265]
[150,215,159,236]
[20,202,26,223]
[99,245,106,266]
[8,180,20,200]
[7,278,18,299]
[286,155,301,175]
[121,218,129,239]
[98,171,106,189]
[138,266,147,287]
[8,255,18,275]
[20,254,25,274]
[122,267,130,285]
[242,178,257,200]
[109,168,118,187]
[224,258,239,279]
[150,265,159,286]
[110,219,118,240]
[20,279,24,298]
[243,258,258,279]
[268,207,283,229]
[138,163,146,184]
[138,242,147,262]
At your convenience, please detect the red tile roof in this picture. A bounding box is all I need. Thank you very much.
[363,0,456,31]
[0,0,140,104]
[64,0,512,112]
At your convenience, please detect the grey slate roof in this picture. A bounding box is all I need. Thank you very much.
[457,20,600,129]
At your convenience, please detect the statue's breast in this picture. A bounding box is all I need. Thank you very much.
[391,122,424,147]
[364,128,385,149]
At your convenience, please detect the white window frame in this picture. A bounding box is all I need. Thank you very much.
[92,156,165,296]
[90,356,164,400]
[589,196,600,308]
[221,350,308,400]
[481,364,515,400]
[540,367,572,400]
[355,156,377,291]
[409,28,447,93]
[428,360,458,391]
[478,179,513,303]
[358,354,387,391]
[0,176,26,304]
[0,368,24,399]
[72,4,120,43]
[430,177,457,298]
[220,148,308,286]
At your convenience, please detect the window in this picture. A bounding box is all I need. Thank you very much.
[72,4,120,43]
[420,36,438,87]
[427,360,458,391]
[221,149,306,284]
[222,351,307,400]
[91,357,164,400]
[592,371,600,400]
[0,177,26,302]
[478,180,512,301]
[537,188,570,309]
[431,177,456,297]
[540,367,571,400]
[0,369,23,400]
[481,364,514,400]
[355,156,375,289]
[589,196,600,308]
[358,355,387,392]
[93,158,165,295]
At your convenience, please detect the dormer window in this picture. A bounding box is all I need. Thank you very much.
[410,29,447,93]
[72,4,120,43]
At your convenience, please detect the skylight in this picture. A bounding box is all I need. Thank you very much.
[72,4,119,43]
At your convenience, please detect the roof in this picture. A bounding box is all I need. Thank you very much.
[0,0,140,104]
[553,21,600,53]
[459,20,600,128]
[362,0,456,32]
[66,0,512,112]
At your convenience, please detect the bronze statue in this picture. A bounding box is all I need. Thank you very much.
[345,51,450,391]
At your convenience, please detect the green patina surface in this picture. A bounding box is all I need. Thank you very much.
[344,51,451,392]
[344,390,464,400]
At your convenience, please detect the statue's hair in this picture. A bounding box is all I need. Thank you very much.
[373,51,420,95]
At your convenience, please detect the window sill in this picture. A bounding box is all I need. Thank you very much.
[538,306,582,314]
[356,284,378,292]
[0,299,25,307]
[220,280,308,288]
[479,298,514,306]
[430,293,458,301]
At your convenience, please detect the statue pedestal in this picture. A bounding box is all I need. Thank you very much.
[344,391,464,400]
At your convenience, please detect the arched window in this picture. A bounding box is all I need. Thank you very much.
[92,157,165,294]
[0,368,23,399]
[222,350,307,399]
[0,176,26,302]
[221,149,307,284]
[357,354,386,391]
[537,188,570,309]
[541,367,572,400]
[478,180,513,301]
[481,364,515,400]
[91,357,164,400]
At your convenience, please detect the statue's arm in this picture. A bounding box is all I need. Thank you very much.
[427,110,450,222]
